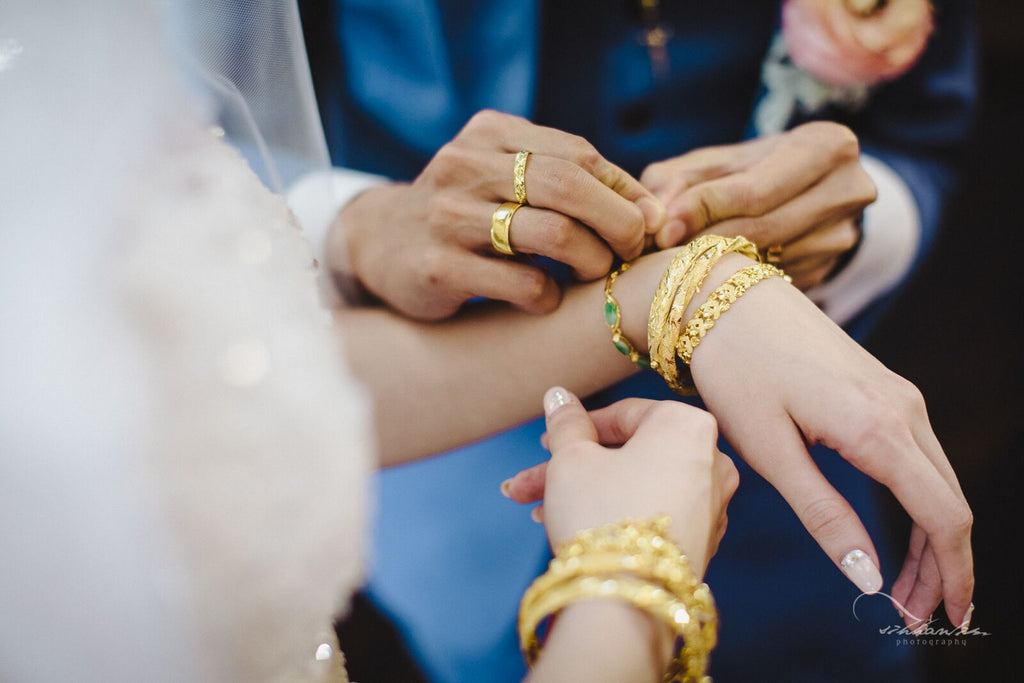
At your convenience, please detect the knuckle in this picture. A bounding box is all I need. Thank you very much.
[428,143,470,185]
[640,161,667,187]
[537,212,576,253]
[464,108,503,134]
[424,193,459,236]
[856,170,878,204]
[514,267,550,305]
[547,161,589,203]
[417,247,451,291]
[825,122,861,160]
[800,496,850,540]
[567,135,602,173]
[949,503,975,538]
[890,374,927,415]
[722,176,761,215]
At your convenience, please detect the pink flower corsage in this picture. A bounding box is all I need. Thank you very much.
[754,0,934,136]
[784,0,934,87]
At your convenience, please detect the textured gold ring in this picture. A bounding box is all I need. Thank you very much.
[513,150,531,204]
[491,201,522,255]
[765,244,784,264]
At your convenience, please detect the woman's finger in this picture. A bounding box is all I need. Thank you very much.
[501,461,548,504]
[542,387,598,454]
[731,416,884,594]
[584,398,663,446]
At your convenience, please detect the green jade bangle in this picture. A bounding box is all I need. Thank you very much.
[603,261,653,370]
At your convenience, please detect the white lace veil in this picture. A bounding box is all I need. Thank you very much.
[162,0,331,194]
[1,2,369,681]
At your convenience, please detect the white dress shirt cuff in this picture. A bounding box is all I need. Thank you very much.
[285,167,389,305]
[806,154,921,326]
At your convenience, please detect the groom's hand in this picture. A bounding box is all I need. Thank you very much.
[640,122,875,290]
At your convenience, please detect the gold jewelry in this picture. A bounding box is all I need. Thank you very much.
[648,235,758,395]
[765,244,783,264]
[514,150,532,204]
[677,262,790,365]
[519,517,717,683]
[490,201,522,255]
[604,261,652,369]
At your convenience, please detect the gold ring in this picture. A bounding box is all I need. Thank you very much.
[513,150,531,205]
[491,201,522,255]
[765,244,783,264]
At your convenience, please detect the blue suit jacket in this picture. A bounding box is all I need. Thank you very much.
[305,1,976,680]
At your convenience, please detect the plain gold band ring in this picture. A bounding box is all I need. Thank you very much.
[491,201,522,255]
[514,150,531,205]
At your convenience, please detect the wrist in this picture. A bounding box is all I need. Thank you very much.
[530,599,671,682]
[327,183,406,302]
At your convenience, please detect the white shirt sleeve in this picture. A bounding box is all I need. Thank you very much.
[285,167,390,306]
[806,154,921,326]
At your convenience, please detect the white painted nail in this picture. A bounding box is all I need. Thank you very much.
[840,549,882,594]
[959,602,975,635]
[543,386,574,417]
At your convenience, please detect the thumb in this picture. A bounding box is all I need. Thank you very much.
[543,387,598,455]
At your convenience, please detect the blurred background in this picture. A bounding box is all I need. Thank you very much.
[866,1,1023,679]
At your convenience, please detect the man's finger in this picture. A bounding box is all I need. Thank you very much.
[543,386,599,454]
[473,111,667,233]
[667,123,861,234]
[446,252,561,314]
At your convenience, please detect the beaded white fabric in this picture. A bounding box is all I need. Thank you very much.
[1,2,370,681]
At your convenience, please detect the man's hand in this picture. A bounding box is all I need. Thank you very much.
[331,110,665,320]
[641,122,876,290]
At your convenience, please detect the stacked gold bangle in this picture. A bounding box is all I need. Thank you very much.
[519,517,717,683]
[647,235,759,395]
[603,234,789,396]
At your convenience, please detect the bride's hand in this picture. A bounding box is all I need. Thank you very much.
[331,110,665,320]
[506,390,737,575]
[688,254,973,631]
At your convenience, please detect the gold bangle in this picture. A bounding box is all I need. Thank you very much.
[648,235,759,394]
[604,261,652,369]
[677,262,789,365]
[518,517,717,683]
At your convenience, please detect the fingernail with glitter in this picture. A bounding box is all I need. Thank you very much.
[543,386,574,417]
[500,479,512,498]
[840,549,882,594]
[959,602,975,635]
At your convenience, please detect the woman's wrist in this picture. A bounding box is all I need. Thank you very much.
[528,599,672,683]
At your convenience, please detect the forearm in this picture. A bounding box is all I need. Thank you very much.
[336,248,678,466]
[526,600,672,683]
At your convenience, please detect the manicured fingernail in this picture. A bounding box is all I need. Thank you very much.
[637,196,666,233]
[840,549,882,594]
[500,479,512,498]
[959,602,975,635]
[543,386,574,417]
[530,507,543,523]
